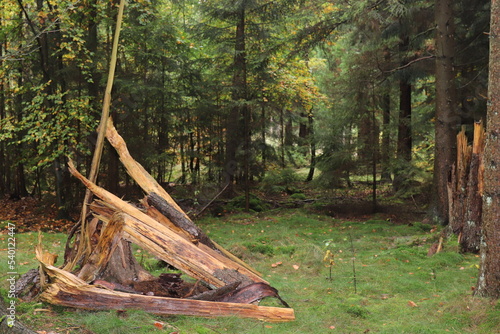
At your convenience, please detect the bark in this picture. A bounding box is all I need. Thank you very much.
[306,112,316,182]
[36,255,294,322]
[77,212,126,282]
[448,129,470,235]
[448,124,484,253]
[225,8,248,186]
[393,77,412,191]
[105,119,259,275]
[67,161,264,288]
[434,0,459,224]
[147,192,217,250]
[55,122,292,321]
[380,89,392,182]
[475,0,500,298]
[461,124,484,253]
[392,30,413,192]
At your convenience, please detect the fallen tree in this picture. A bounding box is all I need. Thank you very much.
[28,118,294,322]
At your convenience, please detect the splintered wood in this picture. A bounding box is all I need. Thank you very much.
[447,122,484,253]
[37,118,294,322]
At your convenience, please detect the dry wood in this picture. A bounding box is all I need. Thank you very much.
[141,199,195,241]
[36,250,295,322]
[91,199,261,281]
[78,213,125,282]
[105,118,185,215]
[46,119,293,322]
[447,122,485,253]
[147,192,216,249]
[67,160,265,287]
[105,119,261,276]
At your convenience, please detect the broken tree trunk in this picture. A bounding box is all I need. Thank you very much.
[104,118,260,276]
[36,249,294,322]
[147,192,216,249]
[67,160,264,287]
[448,122,484,253]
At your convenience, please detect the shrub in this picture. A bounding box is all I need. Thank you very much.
[290,192,306,200]
[260,168,300,194]
[227,193,269,212]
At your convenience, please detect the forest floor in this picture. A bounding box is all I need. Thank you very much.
[4,183,473,334]
[1,201,498,334]
[0,195,75,233]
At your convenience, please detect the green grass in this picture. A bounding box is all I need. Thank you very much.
[1,210,499,333]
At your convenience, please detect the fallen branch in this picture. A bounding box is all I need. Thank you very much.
[36,248,295,322]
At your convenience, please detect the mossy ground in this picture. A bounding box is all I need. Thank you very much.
[1,208,499,333]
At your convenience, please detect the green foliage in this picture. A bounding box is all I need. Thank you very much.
[227,193,270,212]
[260,168,301,194]
[290,192,306,200]
[344,304,370,318]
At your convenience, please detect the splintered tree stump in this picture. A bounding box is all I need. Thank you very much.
[448,123,484,253]
[67,160,264,288]
[78,213,125,282]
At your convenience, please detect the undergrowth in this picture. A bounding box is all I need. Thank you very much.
[1,210,499,333]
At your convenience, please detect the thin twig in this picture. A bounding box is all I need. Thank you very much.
[384,55,435,73]
[193,181,230,217]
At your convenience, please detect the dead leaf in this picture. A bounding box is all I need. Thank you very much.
[154,321,164,329]
[408,300,418,307]
[293,264,300,270]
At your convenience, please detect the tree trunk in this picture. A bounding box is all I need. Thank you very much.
[225,8,248,187]
[393,77,412,191]
[358,92,372,164]
[475,0,500,298]
[433,0,459,224]
[448,124,484,253]
[306,111,316,182]
[380,88,392,182]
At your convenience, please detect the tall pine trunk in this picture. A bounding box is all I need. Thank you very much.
[393,78,412,191]
[306,112,316,182]
[225,8,248,190]
[393,34,412,192]
[380,48,392,182]
[434,0,458,224]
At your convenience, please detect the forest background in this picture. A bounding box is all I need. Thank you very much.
[0,2,490,242]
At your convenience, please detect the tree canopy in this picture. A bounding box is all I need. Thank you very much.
[0,0,491,221]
